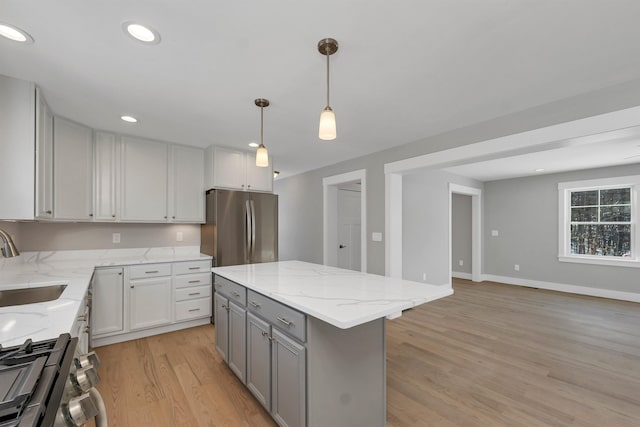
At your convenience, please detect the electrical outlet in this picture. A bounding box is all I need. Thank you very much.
[514,264,520,271]
[112,233,120,244]
[372,232,383,242]
[422,272,427,281]
[459,260,463,266]
[491,230,499,237]
[176,231,184,242]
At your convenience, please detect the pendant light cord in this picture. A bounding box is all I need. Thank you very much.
[326,48,331,107]
[260,105,264,146]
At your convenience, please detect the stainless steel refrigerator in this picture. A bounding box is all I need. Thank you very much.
[200,189,278,267]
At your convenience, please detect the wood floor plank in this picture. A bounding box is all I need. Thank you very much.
[94,279,640,426]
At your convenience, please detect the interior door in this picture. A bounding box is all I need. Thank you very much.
[337,189,361,271]
[250,192,278,263]
[214,190,250,266]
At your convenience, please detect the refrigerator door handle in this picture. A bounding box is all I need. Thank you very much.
[250,200,256,260]
[245,200,252,263]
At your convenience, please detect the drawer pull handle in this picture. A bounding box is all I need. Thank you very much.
[188,308,201,312]
[188,280,201,283]
[231,291,240,297]
[145,270,159,274]
[277,317,292,327]
[188,267,200,270]
[188,292,201,296]
[250,301,261,308]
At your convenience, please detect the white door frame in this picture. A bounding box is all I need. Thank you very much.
[449,184,482,283]
[383,104,640,278]
[323,169,367,272]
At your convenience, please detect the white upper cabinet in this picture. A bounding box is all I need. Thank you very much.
[94,132,120,221]
[0,77,36,219]
[35,88,54,219]
[169,145,205,223]
[53,117,93,220]
[245,150,273,192]
[121,136,169,222]
[206,145,273,192]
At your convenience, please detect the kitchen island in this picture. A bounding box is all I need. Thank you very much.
[212,260,453,427]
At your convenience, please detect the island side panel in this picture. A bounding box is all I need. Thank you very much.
[307,316,386,427]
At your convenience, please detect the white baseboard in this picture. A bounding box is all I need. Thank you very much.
[482,274,640,303]
[452,271,472,280]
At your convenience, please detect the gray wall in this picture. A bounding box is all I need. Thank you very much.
[484,163,640,294]
[402,170,481,284]
[275,77,640,277]
[0,221,200,251]
[451,194,472,275]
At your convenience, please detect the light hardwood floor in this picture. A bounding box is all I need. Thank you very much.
[94,279,640,426]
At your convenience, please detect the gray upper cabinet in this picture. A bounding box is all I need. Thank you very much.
[53,117,93,220]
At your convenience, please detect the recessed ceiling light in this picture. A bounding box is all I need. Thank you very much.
[0,23,34,43]
[535,168,545,172]
[121,115,138,123]
[122,21,161,44]
[248,142,259,148]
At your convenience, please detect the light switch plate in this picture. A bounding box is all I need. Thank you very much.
[112,233,120,244]
[491,230,499,237]
[176,231,184,242]
[372,232,383,242]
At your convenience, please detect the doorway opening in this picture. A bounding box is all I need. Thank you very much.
[449,184,482,283]
[323,170,367,272]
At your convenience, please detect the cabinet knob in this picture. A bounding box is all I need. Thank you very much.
[247,185,251,188]
[172,216,175,219]
[130,285,134,289]
[112,214,116,218]
[164,216,167,219]
[46,210,52,214]
[89,213,93,217]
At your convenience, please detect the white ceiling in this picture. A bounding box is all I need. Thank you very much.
[3,1,640,179]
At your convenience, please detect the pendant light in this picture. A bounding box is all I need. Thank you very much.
[255,98,269,167]
[318,38,338,140]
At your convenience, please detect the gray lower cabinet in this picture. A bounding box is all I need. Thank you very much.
[214,293,230,362]
[271,329,306,427]
[228,301,247,383]
[247,313,271,409]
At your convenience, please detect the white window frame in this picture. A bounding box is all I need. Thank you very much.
[558,175,640,268]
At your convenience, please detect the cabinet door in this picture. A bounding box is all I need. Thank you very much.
[213,146,246,190]
[53,117,93,220]
[94,132,119,221]
[129,277,172,330]
[247,312,271,411]
[214,293,229,361]
[35,90,53,219]
[169,145,205,222]
[245,151,273,192]
[91,267,124,337]
[272,329,306,427]
[121,136,168,221]
[228,300,247,383]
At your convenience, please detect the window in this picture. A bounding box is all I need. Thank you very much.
[558,175,639,267]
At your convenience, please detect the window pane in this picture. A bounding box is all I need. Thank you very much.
[600,188,631,205]
[570,224,632,257]
[600,205,631,222]
[571,207,598,222]
[571,191,598,206]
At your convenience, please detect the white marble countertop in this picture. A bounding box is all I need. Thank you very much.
[212,260,453,329]
[0,247,212,347]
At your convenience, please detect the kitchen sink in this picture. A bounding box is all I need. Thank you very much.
[0,285,67,307]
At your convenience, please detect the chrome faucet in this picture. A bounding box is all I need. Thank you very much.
[0,228,19,257]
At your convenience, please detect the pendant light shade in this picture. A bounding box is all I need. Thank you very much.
[318,38,338,141]
[254,98,270,167]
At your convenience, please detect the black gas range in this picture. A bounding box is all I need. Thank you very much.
[0,334,102,427]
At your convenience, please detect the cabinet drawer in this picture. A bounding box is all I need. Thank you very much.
[174,260,211,275]
[247,290,306,342]
[174,273,212,288]
[214,275,247,306]
[175,298,211,321]
[176,285,211,302]
[129,263,171,279]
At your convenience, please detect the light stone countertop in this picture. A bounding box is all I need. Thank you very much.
[0,247,212,347]
[212,260,453,329]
